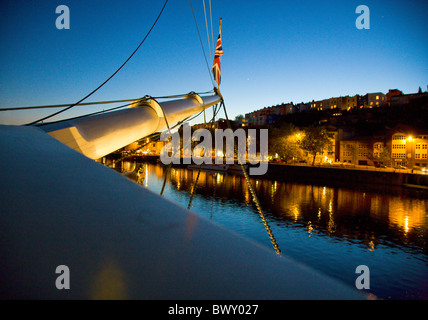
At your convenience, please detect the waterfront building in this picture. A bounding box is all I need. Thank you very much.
[244,113,253,126]
[390,125,428,168]
[391,132,407,166]
[338,125,428,168]
[295,102,311,113]
[386,89,403,106]
[390,92,428,106]
[321,99,331,111]
[245,103,292,126]
[357,94,368,109]
[314,100,323,111]
[244,88,422,127]
[367,92,386,107]
[314,97,343,111]
[328,97,340,110]
[325,128,339,163]
[337,95,359,110]
[340,136,374,166]
[277,103,289,116]
[142,139,168,155]
[245,109,262,126]
[414,137,428,167]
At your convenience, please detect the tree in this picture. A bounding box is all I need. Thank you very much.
[379,148,391,166]
[268,123,302,162]
[234,114,244,122]
[300,126,332,166]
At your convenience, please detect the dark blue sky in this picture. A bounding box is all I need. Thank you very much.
[1,0,427,125]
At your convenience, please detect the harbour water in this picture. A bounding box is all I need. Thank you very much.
[119,161,428,300]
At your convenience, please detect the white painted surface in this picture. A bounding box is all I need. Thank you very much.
[40,94,221,160]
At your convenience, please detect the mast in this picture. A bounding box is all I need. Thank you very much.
[38,93,221,160]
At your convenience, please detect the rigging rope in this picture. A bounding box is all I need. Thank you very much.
[186,102,220,210]
[188,0,215,87]
[25,0,169,126]
[209,0,214,62]
[0,90,215,113]
[219,98,282,255]
[187,168,201,209]
[33,98,147,126]
[210,171,217,220]
[161,103,221,199]
[0,98,137,112]
[17,90,214,127]
[158,105,215,197]
[202,0,212,64]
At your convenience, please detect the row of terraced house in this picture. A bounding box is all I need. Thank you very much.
[244,89,425,126]
[337,124,428,168]
[244,89,428,169]
[273,124,428,169]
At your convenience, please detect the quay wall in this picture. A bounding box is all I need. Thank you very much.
[111,155,428,188]
[265,164,428,187]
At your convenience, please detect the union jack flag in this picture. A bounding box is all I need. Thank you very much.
[212,18,223,87]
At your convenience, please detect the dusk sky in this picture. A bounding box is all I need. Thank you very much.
[1,0,427,125]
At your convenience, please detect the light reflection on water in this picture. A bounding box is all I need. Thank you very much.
[121,161,428,300]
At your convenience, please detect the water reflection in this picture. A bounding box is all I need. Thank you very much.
[125,161,427,253]
[117,161,428,299]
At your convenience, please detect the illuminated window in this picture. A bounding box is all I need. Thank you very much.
[392,153,406,158]
[393,135,406,140]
